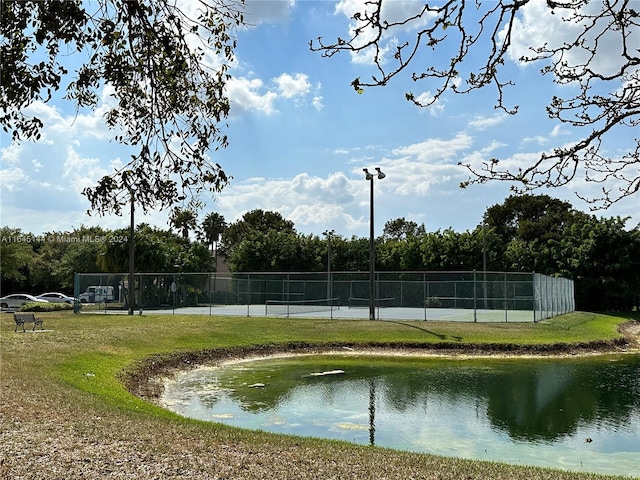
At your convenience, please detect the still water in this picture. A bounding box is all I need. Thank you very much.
[160,353,640,477]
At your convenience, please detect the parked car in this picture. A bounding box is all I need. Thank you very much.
[0,294,49,310]
[37,292,76,304]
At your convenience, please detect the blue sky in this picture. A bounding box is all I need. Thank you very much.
[1,0,638,238]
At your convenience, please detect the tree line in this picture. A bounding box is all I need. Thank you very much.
[1,195,639,311]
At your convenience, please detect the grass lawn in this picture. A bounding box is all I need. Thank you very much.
[1,310,638,479]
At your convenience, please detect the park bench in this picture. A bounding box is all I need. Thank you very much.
[14,312,44,332]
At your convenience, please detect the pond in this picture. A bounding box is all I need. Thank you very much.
[159,353,640,477]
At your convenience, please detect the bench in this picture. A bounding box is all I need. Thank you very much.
[14,313,44,332]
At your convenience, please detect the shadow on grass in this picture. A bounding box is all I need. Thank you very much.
[388,320,463,342]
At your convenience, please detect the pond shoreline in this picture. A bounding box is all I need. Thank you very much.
[123,321,640,403]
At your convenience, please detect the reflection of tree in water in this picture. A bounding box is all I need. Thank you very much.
[379,365,488,412]
[486,359,640,442]
[210,359,356,412]
[190,355,640,442]
[378,358,640,442]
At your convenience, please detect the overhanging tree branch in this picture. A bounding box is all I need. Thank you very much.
[311,0,639,209]
[1,0,245,216]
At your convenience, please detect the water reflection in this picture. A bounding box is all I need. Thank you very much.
[161,354,640,476]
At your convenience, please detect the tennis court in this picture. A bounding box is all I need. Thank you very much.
[76,270,574,323]
[86,303,538,322]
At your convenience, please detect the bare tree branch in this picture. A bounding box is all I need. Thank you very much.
[311,0,639,209]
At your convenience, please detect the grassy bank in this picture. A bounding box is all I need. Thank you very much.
[1,311,638,479]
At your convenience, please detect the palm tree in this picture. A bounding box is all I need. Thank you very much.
[168,207,198,239]
[198,212,227,258]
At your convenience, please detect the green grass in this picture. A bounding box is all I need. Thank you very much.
[1,310,638,479]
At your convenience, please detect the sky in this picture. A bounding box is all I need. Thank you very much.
[1,0,638,239]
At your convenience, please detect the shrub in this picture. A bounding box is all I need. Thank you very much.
[21,302,75,312]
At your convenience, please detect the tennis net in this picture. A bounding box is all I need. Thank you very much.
[348,297,395,309]
[265,298,340,317]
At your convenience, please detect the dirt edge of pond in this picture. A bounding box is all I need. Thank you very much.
[122,320,640,404]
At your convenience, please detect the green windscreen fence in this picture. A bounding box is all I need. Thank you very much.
[74,270,574,322]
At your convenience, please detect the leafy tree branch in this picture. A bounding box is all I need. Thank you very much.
[1,0,245,215]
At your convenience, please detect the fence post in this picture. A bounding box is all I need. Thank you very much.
[504,272,508,322]
[424,274,429,321]
[533,273,537,323]
[473,269,477,323]
[248,277,252,317]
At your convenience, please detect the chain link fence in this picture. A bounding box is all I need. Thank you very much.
[74,270,574,322]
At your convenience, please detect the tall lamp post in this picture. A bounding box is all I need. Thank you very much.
[363,167,385,320]
[128,188,136,316]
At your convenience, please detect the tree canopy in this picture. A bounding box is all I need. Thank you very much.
[1,0,244,215]
[168,207,198,240]
[198,212,227,255]
[311,0,639,209]
[483,194,585,244]
[1,196,639,311]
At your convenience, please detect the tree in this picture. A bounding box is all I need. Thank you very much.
[222,210,297,271]
[1,0,244,216]
[484,194,584,244]
[552,216,640,310]
[481,194,640,309]
[0,227,33,283]
[24,226,108,293]
[55,239,105,290]
[169,207,198,239]
[311,0,639,208]
[222,209,296,255]
[383,217,426,241]
[198,212,227,256]
[99,225,210,273]
[226,230,302,272]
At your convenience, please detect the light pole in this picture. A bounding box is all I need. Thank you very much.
[482,220,487,311]
[128,188,135,316]
[364,167,385,320]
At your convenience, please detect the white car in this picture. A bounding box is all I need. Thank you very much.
[37,292,75,304]
[0,294,49,309]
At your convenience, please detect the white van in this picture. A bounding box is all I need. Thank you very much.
[78,286,115,303]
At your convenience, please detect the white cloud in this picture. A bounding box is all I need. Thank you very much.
[62,145,114,193]
[522,135,548,146]
[288,202,364,233]
[243,0,296,26]
[274,73,311,98]
[227,77,279,115]
[312,95,324,111]
[334,0,434,66]
[0,167,27,192]
[503,0,635,78]
[392,133,473,163]
[522,124,568,145]
[227,72,319,115]
[31,159,43,171]
[1,142,22,166]
[2,1,637,239]
[414,91,445,116]
[468,114,507,130]
[214,171,364,233]
[550,125,564,137]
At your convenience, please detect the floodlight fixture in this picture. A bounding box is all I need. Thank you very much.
[363,167,386,320]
